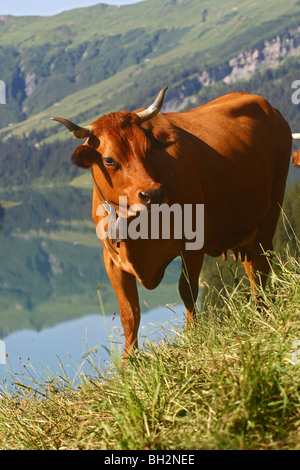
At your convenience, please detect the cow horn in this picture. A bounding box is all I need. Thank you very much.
[292,133,300,139]
[51,117,93,138]
[136,87,168,123]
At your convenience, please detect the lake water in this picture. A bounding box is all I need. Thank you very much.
[0,304,185,392]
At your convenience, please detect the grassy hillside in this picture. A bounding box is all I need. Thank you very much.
[2,0,299,49]
[0,246,299,450]
[2,0,300,136]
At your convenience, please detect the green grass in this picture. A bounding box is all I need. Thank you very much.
[2,0,300,51]
[68,172,93,188]
[0,243,299,450]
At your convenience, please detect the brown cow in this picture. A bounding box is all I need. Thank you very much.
[292,134,300,166]
[292,150,300,166]
[52,88,293,355]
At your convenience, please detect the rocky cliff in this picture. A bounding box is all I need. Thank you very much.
[164,26,300,112]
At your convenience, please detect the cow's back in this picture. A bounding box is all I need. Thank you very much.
[150,92,291,250]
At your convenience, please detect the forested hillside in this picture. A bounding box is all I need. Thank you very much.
[0,134,78,187]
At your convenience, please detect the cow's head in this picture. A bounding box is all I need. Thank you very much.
[52,88,178,214]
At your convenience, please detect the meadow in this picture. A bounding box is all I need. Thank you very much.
[0,240,299,450]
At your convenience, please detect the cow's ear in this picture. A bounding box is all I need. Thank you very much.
[71,145,99,169]
[150,126,179,148]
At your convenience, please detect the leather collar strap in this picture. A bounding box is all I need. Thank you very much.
[90,167,110,204]
[90,168,127,254]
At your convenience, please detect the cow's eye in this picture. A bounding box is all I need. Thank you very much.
[103,157,118,167]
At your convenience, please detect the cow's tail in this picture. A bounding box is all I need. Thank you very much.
[292,133,300,167]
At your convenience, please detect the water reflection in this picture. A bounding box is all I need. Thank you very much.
[0,304,185,391]
[0,185,181,337]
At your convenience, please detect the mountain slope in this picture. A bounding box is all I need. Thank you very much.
[1,0,300,137]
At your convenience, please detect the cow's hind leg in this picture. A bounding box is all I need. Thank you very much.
[243,243,273,297]
[242,202,281,300]
[179,251,204,328]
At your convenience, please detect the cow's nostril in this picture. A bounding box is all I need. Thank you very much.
[139,191,151,205]
[139,188,164,206]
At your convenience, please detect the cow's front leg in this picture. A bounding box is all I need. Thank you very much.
[179,250,204,328]
[103,250,140,356]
